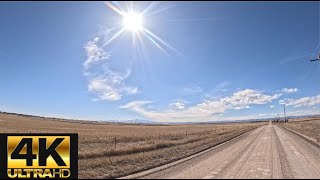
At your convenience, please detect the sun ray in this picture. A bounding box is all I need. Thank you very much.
[136,32,148,58]
[167,17,220,22]
[112,1,126,12]
[141,30,169,55]
[104,1,126,16]
[141,1,159,16]
[102,27,126,48]
[102,1,181,57]
[125,1,133,12]
[132,31,136,48]
[142,27,180,55]
[122,1,130,12]
[144,3,175,17]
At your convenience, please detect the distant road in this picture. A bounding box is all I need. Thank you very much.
[128,124,320,179]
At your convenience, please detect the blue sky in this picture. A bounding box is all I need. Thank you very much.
[0,1,319,122]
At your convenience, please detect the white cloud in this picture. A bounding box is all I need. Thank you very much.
[84,37,138,101]
[270,105,275,108]
[83,37,110,70]
[221,89,282,110]
[279,99,286,105]
[169,101,186,110]
[279,95,320,107]
[120,100,152,110]
[88,69,138,101]
[233,106,250,110]
[120,89,282,122]
[281,88,298,93]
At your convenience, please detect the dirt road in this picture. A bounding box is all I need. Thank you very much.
[130,124,320,179]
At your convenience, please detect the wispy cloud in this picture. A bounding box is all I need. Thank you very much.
[279,94,320,107]
[88,70,138,101]
[182,85,203,94]
[286,109,320,116]
[120,89,282,122]
[84,37,138,101]
[120,100,153,110]
[83,37,110,70]
[204,81,232,99]
[281,88,298,93]
[214,81,231,92]
[279,54,309,64]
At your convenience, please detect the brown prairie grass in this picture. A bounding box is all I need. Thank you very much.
[0,113,265,179]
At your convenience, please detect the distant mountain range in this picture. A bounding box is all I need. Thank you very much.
[106,119,156,124]
[1,111,319,125]
[105,114,320,125]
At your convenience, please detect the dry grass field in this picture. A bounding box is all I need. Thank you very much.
[0,113,265,179]
[280,117,320,143]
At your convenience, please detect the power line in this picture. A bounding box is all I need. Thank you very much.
[310,59,320,62]
[310,54,320,62]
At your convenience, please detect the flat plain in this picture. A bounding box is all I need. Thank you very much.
[0,113,264,179]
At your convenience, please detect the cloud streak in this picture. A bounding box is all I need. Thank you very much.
[88,70,138,101]
[181,85,203,95]
[84,37,138,101]
[279,95,320,107]
[120,89,282,122]
[281,88,298,93]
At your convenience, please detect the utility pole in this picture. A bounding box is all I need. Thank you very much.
[283,105,287,122]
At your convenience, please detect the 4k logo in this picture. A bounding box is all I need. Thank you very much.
[0,134,78,179]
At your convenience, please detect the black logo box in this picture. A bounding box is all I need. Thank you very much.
[0,134,78,179]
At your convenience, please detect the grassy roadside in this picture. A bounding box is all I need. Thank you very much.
[277,119,320,144]
[80,125,261,179]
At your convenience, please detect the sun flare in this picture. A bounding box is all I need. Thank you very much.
[103,1,179,55]
[123,11,143,32]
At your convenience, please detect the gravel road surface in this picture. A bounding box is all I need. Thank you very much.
[133,123,320,179]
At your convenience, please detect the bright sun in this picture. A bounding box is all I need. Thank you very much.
[123,12,143,32]
[103,1,178,55]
